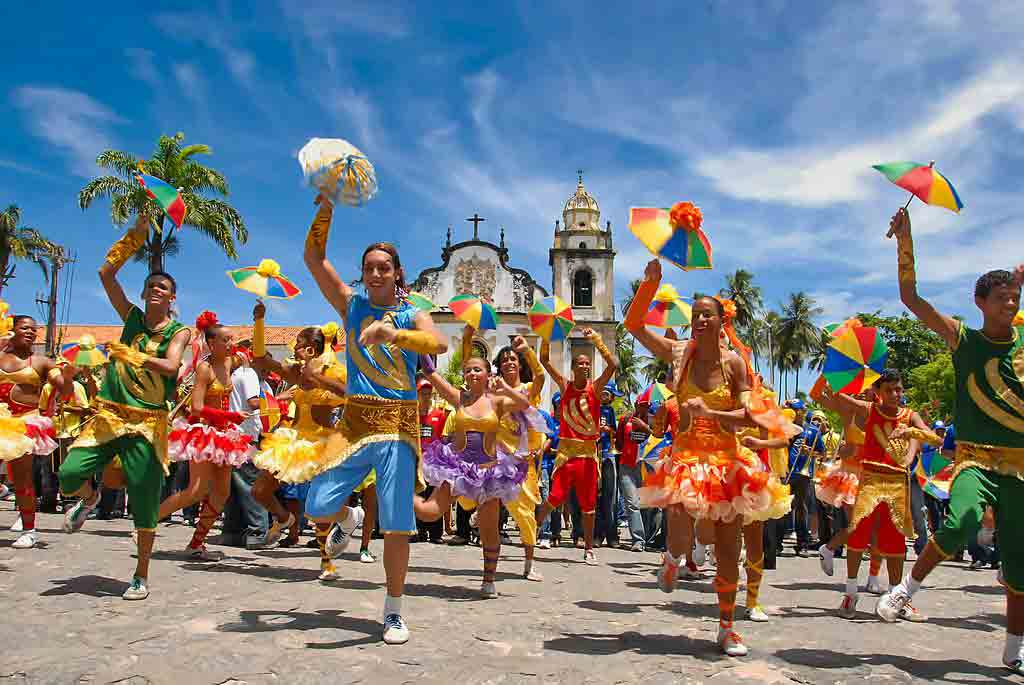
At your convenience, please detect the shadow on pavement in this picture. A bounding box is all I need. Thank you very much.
[219,608,380,649]
[40,574,125,597]
[544,630,719,660]
[179,560,382,589]
[774,647,1016,683]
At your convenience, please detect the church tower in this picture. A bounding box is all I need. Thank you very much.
[549,172,617,378]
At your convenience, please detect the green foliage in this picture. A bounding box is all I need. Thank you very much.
[0,204,59,294]
[719,269,763,330]
[856,312,946,382]
[614,324,643,398]
[443,348,465,390]
[905,352,955,422]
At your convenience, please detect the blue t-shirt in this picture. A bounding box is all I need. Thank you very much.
[788,423,825,476]
[598,404,617,457]
[541,409,559,470]
[345,294,418,400]
[942,424,956,452]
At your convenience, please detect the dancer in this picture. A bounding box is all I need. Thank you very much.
[493,331,548,580]
[418,349,534,597]
[160,311,257,560]
[304,194,446,644]
[0,315,68,548]
[625,258,793,657]
[59,214,191,600]
[822,368,938,620]
[249,306,351,579]
[535,326,619,564]
[876,209,1024,673]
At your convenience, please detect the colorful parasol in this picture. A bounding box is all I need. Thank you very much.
[640,434,672,475]
[629,201,712,271]
[61,335,107,368]
[259,390,282,433]
[873,161,963,213]
[529,296,575,342]
[645,284,692,328]
[915,448,953,500]
[449,294,499,330]
[822,326,889,394]
[637,382,674,406]
[0,300,12,337]
[298,138,378,207]
[227,259,301,300]
[823,316,862,338]
[405,291,435,312]
[134,170,186,227]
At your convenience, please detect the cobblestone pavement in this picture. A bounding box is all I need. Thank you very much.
[0,510,1014,685]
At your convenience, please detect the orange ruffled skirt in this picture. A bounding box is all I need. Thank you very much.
[815,459,860,508]
[640,433,791,524]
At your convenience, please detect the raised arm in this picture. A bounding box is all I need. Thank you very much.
[824,389,872,422]
[888,208,959,348]
[512,336,546,402]
[418,354,462,408]
[492,376,531,414]
[624,260,675,364]
[585,327,618,389]
[108,327,190,378]
[100,214,150,321]
[303,196,354,324]
[539,339,567,393]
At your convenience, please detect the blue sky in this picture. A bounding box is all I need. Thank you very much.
[2,1,1023,333]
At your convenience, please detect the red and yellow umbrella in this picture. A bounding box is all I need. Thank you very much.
[645,284,691,328]
[449,294,499,330]
[61,335,107,368]
[823,326,889,394]
[227,259,301,299]
[873,161,963,213]
[529,296,575,341]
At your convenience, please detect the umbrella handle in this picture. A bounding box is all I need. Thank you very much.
[903,194,915,210]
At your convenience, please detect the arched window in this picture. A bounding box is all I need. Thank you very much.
[578,241,587,249]
[573,269,593,307]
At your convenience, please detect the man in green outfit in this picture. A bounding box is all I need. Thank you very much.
[58,213,190,600]
[876,207,1024,673]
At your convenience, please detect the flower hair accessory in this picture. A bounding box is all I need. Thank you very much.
[715,297,737,322]
[195,310,220,332]
[321,321,339,340]
[669,202,703,232]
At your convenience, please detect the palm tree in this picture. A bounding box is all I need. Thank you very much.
[620,278,641,318]
[807,330,830,373]
[642,356,671,384]
[614,324,643,398]
[78,132,248,273]
[776,292,824,395]
[442,348,464,390]
[719,269,763,330]
[0,205,58,295]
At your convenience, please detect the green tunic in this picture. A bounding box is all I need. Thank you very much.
[101,306,186,411]
[952,322,1024,449]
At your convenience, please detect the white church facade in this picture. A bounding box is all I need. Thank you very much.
[411,174,617,409]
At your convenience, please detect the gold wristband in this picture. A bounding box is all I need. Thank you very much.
[305,202,334,255]
[393,329,442,355]
[105,225,148,269]
[589,332,611,360]
[253,317,266,358]
[897,235,917,284]
[523,347,544,376]
[903,427,941,447]
[108,342,150,368]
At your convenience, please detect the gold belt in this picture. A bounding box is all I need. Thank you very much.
[954,441,1024,482]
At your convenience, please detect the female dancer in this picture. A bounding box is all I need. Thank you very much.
[626,259,793,656]
[162,311,257,560]
[304,194,447,645]
[0,315,67,548]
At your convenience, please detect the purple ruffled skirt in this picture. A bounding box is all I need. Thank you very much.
[421,433,527,504]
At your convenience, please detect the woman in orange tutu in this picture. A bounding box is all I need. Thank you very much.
[625,258,794,657]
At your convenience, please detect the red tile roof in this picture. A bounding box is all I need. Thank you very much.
[43,325,344,349]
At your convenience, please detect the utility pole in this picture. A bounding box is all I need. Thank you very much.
[35,248,73,358]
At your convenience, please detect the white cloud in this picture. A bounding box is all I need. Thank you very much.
[11,86,122,177]
[125,48,159,87]
[173,63,207,107]
[153,13,257,87]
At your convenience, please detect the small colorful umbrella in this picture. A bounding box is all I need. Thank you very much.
[645,284,692,328]
[227,259,301,300]
[915,448,953,501]
[823,317,862,338]
[529,296,575,341]
[641,434,672,475]
[629,201,712,271]
[449,294,499,330]
[61,335,107,368]
[822,326,889,394]
[637,382,674,406]
[873,161,963,214]
[134,170,186,228]
[298,138,378,207]
[405,291,435,312]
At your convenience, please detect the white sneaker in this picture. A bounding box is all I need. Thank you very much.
[11,530,38,549]
[325,506,364,558]
[0,483,8,500]
[818,544,834,577]
[838,593,858,619]
[898,603,926,622]
[480,581,498,599]
[265,512,295,547]
[583,549,597,565]
[537,539,551,550]
[717,628,748,657]
[318,563,340,582]
[63,493,99,533]
[876,586,911,623]
[122,576,149,600]
[865,576,888,595]
[746,606,770,622]
[187,545,224,562]
[383,614,410,645]
[469,509,480,529]
[360,549,375,564]
[10,515,23,532]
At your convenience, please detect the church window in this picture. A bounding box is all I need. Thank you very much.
[578,241,587,249]
[573,269,593,307]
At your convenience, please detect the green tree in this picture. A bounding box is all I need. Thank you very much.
[78,132,248,273]
[442,348,464,390]
[0,204,58,295]
[856,312,946,381]
[776,292,824,395]
[642,356,671,384]
[906,352,955,421]
[614,324,643,398]
[719,269,763,330]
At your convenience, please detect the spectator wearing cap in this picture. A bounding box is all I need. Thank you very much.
[595,382,622,547]
[616,397,652,551]
[785,400,825,556]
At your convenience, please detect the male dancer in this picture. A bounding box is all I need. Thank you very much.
[877,208,1024,673]
[536,328,618,563]
[59,214,190,600]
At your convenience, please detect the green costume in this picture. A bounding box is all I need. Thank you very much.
[932,322,1024,591]
[59,306,186,531]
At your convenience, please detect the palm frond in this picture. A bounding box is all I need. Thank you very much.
[78,176,135,211]
[179,143,212,160]
[95,150,141,178]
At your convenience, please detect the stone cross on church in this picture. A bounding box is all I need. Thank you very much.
[466,213,486,240]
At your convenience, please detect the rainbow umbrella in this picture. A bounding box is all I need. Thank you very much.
[134,171,186,227]
[873,161,963,213]
[645,284,691,328]
[61,335,107,368]
[449,294,499,330]
[823,317,862,338]
[641,434,672,475]
[822,326,888,394]
[405,292,435,312]
[529,296,575,341]
[628,201,712,271]
[915,447,953,501]
[227,259,301,300]
[637,382,674,406]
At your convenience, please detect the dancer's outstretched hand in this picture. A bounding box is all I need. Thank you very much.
[253,301,265,320]
[887,207,911,239]
[644,259,661,282]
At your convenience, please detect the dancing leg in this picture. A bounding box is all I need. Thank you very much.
[157,460,212,522]
[743,522,767,621]
[478,498,501,598]
[659,505,694,593]
[715,518,746,656]
[360,484,378,559]
[9,455,37,548]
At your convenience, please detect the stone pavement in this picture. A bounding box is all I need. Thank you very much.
[0,510,1014,685]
